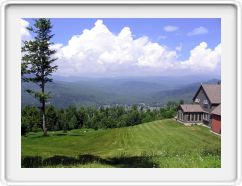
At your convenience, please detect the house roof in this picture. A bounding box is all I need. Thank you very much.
[211,104,221,116]
[179,104,204,113]
[193,84,221,104]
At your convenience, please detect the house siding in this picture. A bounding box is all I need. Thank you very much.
[185,112,203,123]
[177,108,203,123]
[211,115,221,134]
[194,88,211,112]
[183,113,189,122]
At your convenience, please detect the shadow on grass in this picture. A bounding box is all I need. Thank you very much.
[54,133,68,136]
[27,135,51,139]
[27,133,86,139]
[68,134,85,137]
[21,154,159,168]
[28,133,86,138]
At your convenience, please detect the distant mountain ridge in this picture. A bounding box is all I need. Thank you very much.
[22,76,220,108]
[151,79,220,105]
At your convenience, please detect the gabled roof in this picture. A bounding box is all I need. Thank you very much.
[179,104,204,113]
[211,104,221,116]
[193,84,221,104]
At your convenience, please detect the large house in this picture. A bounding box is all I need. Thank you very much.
[177,83,221,134]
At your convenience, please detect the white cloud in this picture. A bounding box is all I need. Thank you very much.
[20,19,31,41]
[187,26,208,36]
[163,25,179,32]
[181,42,221,72]
[53,20,220,77]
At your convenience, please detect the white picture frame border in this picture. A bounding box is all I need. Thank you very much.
[0,0,241,185]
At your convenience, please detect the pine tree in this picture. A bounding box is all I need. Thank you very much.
[21,18,57,135]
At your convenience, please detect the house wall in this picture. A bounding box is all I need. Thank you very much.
[177,109,203,123]
[177,109,184,121]
[211,114,221,134]
[184,112,203,123]
[194,88,212,112]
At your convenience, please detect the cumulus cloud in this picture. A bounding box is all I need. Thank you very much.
[163,25,179,32]
[181,42,221,72]
[52,20,220,77]
[187,26,208,36]
[20,19,31,41]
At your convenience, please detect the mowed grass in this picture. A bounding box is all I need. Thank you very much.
[21,119,221,168]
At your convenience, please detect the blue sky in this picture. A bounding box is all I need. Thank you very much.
[21,18,221,77]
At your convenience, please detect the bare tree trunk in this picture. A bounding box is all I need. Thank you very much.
[42,101,47,135]
[42,81,47,136]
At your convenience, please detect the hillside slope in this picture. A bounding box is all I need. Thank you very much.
[22,119,221,168]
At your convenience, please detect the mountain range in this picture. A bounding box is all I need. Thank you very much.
[21,75,220,108]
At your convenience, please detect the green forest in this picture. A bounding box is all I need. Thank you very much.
[21,101,179,135]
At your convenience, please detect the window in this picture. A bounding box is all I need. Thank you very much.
[199,114,201,121]
[203,99,208,105]
[195,98,200,103]
[188,114,190,121]
[191,114,193,121]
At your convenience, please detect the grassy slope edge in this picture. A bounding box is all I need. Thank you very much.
[21,119,221,168]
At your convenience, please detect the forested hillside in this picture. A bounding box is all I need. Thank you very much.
[22,76,220,108]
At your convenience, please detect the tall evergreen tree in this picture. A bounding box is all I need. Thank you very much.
[21,18,57,135]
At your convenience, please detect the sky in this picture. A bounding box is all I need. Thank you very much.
[21,18,221,78]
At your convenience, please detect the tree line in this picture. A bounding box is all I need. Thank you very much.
[21,101,180,136]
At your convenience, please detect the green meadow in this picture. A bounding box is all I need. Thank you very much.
[21,119,221,168]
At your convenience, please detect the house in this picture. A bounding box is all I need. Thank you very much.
[211,104,221,134]
[177,83,221,134]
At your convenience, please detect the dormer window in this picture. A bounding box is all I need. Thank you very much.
[203,100,208,105]
[195,98,200,103]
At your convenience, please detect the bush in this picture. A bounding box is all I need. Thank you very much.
[21,123,28,136]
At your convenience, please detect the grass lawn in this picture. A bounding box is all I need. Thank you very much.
[21,119,221,168]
